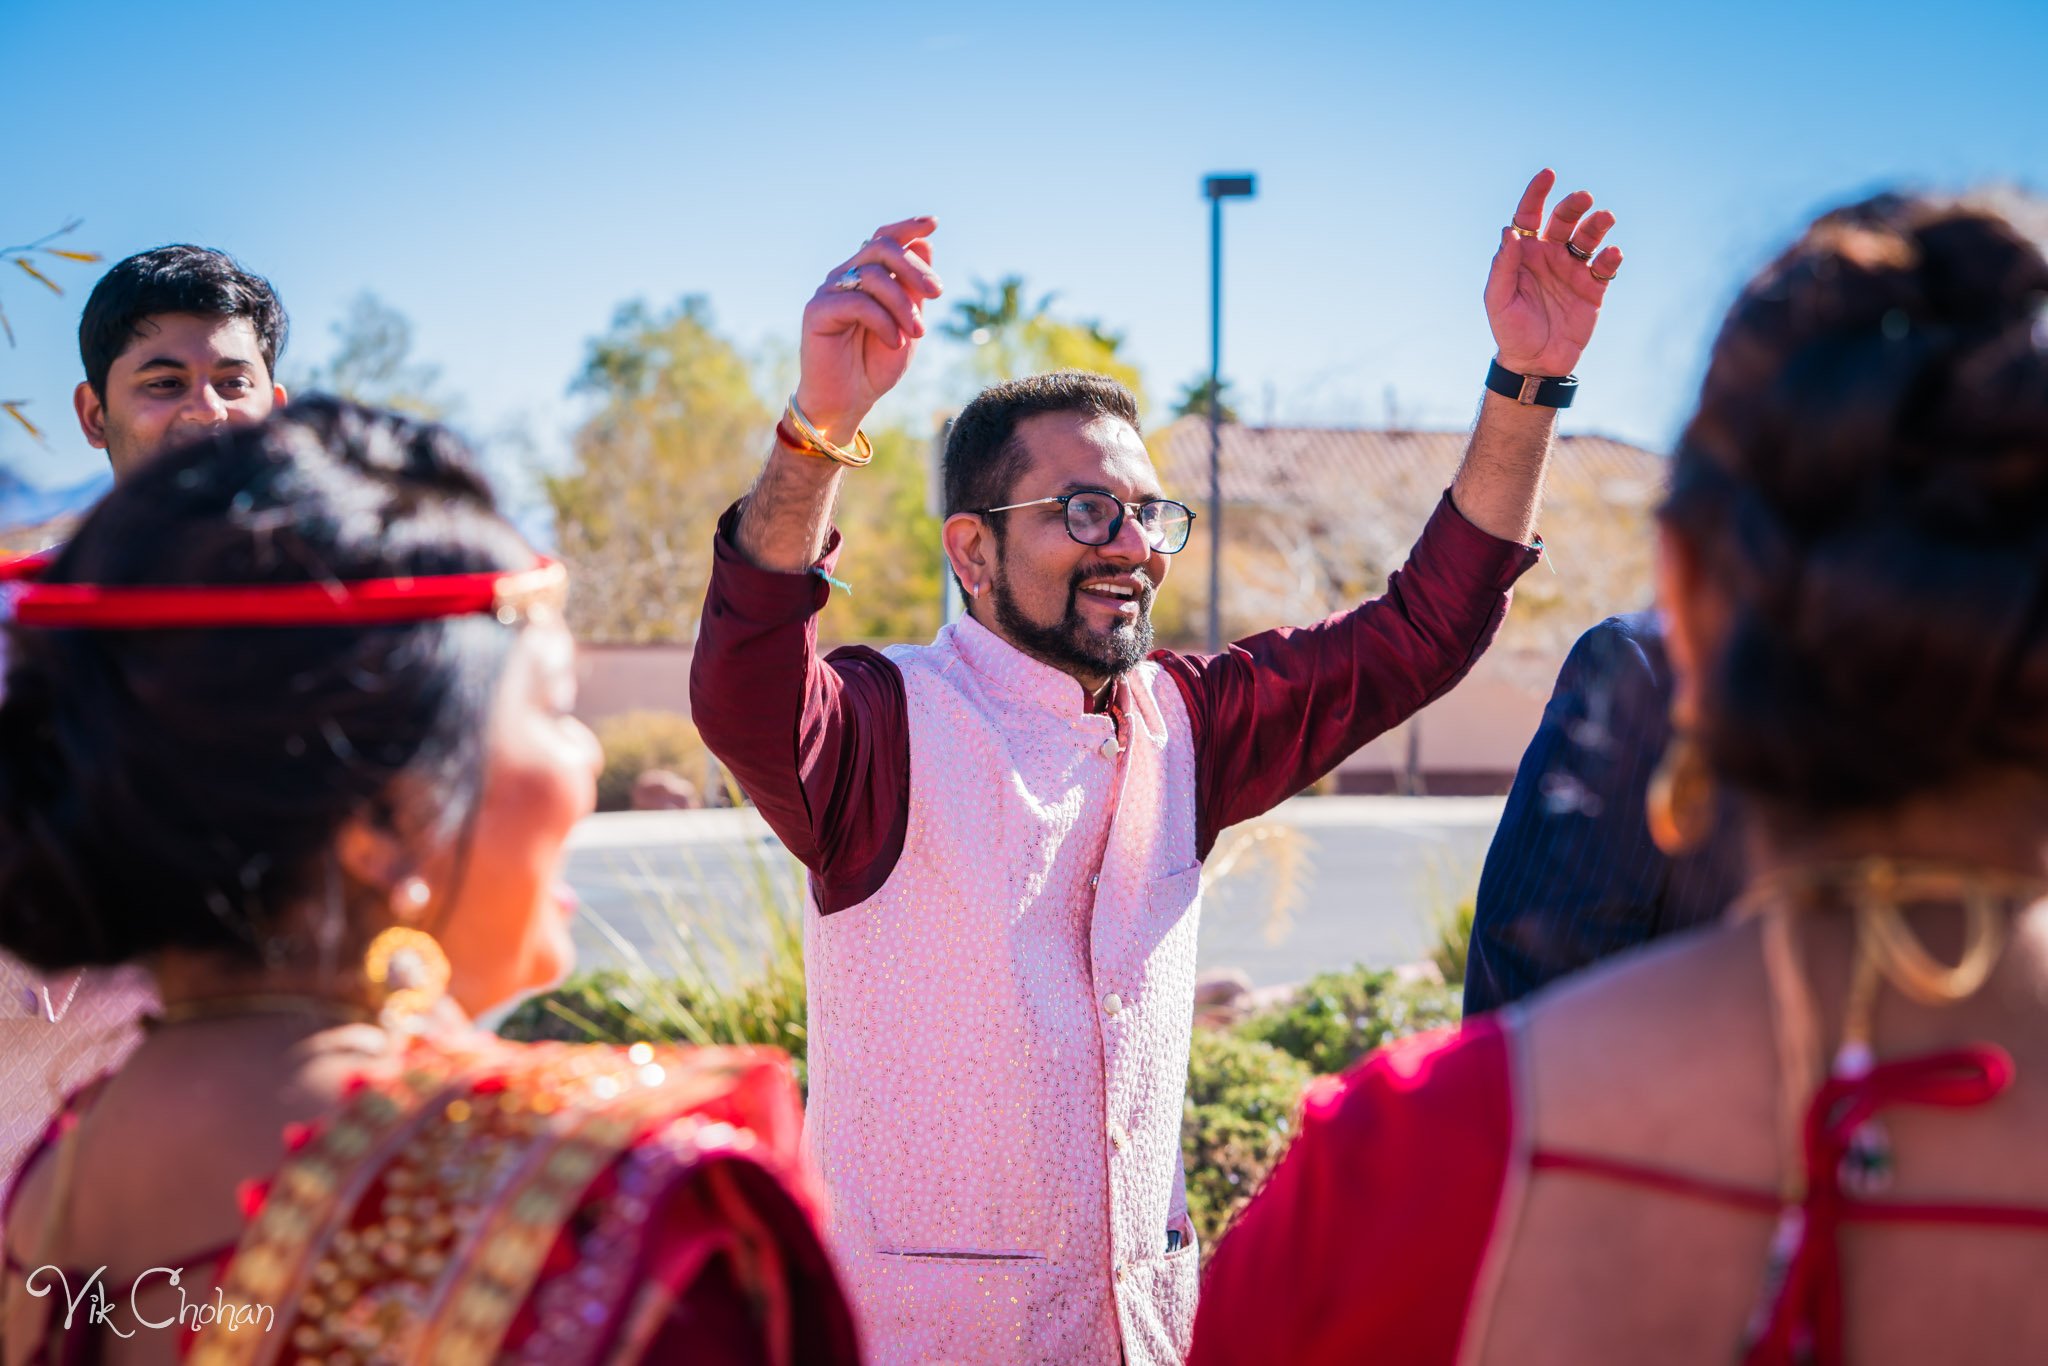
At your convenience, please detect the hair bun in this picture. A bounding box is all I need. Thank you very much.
[1667,191,2048,812]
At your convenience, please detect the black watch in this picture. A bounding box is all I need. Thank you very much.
[1485,359,1578,409]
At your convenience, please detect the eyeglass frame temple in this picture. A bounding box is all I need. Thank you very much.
[975,493,1197,551]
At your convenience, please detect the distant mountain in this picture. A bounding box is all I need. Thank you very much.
[0,469,111,534]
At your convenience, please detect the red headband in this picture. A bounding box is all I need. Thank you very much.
[0,555,567,630]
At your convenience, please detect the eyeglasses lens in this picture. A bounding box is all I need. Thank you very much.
[1140,502,1192,553]
[1064,493,1121,545]
[1062,494,1192,553]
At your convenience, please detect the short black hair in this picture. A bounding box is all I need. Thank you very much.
[942,370,1141,518]
[0,399,532,971]
[78,244,288,398]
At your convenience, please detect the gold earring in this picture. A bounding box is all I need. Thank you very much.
[1646,730,1716,857]
[364,926,451,1033]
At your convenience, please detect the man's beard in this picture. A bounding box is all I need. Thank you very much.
[990,563,1155,681]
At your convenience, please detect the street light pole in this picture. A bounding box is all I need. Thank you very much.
[1202,173,1255,654]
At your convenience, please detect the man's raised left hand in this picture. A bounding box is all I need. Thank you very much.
[1484,169,1622,378]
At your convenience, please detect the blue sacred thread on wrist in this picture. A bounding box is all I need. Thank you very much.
[815,567,853,595]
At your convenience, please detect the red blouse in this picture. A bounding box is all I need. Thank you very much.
[1190,1016,2048,1366]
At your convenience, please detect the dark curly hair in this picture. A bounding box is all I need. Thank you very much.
[1662,192,2048,813]
[0,398,534,972]
[78,244,289,397]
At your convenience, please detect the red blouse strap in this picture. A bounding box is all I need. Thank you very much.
[1744,1045,2023,1366]
[1528,1149,1781,1214]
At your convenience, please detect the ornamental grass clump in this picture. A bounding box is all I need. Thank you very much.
[498,839,809,1087]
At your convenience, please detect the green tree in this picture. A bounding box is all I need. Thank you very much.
[941,275,1147,409]
[827,423,943,641]
[297,292,451,419]
[548,297,770,644]
[1171,374,1238,424]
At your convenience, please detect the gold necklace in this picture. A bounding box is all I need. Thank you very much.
[1734,856,2048,1198]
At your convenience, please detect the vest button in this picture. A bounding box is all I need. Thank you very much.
[1089,874,1101,891]
[1099,735,1122,758]
[1102,993,1123,1016]
[1109,1123,1129,1150]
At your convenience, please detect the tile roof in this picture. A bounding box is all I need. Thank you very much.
[1151,417,1667,508]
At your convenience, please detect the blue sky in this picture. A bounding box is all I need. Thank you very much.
[3,0,2043,494]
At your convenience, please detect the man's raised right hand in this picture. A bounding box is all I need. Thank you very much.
[793,218,943,446]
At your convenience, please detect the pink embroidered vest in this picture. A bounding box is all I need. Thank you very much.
[805,617,1204,1365]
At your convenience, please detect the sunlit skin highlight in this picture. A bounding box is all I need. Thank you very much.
[74,313,287,480]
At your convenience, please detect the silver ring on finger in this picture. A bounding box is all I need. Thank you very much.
[831,266,867,293]
[1565,240,1595,262]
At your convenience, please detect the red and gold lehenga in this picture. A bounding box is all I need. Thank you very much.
[5,1034,860,1365]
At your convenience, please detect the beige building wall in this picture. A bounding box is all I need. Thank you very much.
[576,639,1562,796]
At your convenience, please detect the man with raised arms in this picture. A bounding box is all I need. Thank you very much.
[692,172,1623,1364]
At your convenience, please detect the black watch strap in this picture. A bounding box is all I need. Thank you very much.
[1486,359,1578,409]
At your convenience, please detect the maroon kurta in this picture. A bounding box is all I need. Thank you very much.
[691,490,1540,910]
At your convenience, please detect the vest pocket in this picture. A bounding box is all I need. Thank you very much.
[876,1248,1048,1264]
[1148,864,1203,915]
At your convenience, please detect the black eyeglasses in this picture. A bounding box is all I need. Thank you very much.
[978,490,1197,554]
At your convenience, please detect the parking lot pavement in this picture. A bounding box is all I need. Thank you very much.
[564,796,1507,988]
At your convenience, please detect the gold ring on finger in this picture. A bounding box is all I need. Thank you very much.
[1507,225,1539,239]
[1565,240,1595,262]
[1591,267,1618,283]
[831,267,866,293]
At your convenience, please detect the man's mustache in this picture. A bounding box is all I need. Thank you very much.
[1065,564,1156,613]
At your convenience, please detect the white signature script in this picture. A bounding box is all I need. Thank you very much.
[22,1265,275,1336]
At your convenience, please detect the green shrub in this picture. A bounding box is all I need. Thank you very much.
[591,710,727,812]
[1240,964,1461,1077]
[1431,897,1475,987]
[500,961,810,1090]
[1181,1028,1312,1252]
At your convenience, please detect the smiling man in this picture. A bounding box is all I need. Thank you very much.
[692,172,1624,1366]
[1,244,289,1207]
[74,244,289,479]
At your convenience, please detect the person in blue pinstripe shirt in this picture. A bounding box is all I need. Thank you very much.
[1463,611,1745,1014]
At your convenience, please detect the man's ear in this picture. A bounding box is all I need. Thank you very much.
[271,381,289,408]
[73,382,108,450]
[942,513,996,602]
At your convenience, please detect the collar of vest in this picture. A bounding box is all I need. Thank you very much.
[942,613,1127,718]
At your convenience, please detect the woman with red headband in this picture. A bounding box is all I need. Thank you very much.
[0,400,858,1365]
[1191,194,2048,1364]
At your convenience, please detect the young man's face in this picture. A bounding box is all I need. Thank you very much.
[74,313,286,480]
[972,410,1174,692]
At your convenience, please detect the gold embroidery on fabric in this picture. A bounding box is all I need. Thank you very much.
[187,1039,761,1366]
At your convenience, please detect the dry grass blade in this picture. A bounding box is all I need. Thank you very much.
[3,402,43,442]
[43,250,101,263]
[1201,821,1309,946]
[12,258,63,295]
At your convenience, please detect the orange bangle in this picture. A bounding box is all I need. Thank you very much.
[779,397,876,467]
